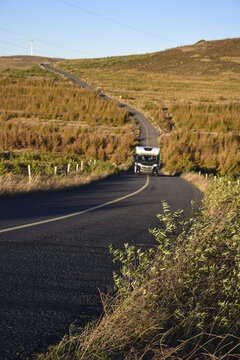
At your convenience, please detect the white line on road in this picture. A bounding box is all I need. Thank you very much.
[0,176,149,234]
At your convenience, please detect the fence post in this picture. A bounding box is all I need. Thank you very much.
[198,171,201,176]
[67,163,70,175]
[76,164,79,172]
[28,164,32,182]
[205,173,208,179]
[94,159,96,166]
[54,166,57,176]
[237,179,240,186]
[81,161,84,171]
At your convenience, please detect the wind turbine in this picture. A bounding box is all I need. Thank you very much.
[30,36,34,56]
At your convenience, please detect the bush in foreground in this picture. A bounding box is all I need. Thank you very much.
[38,179,240,359]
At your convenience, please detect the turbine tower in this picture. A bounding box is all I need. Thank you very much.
[30,36,34,56]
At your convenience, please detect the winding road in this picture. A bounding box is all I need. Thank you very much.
[0,66,202,359]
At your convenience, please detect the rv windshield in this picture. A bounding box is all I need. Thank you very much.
[136,155,158,163]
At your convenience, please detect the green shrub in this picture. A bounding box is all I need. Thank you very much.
[0,157,7,176]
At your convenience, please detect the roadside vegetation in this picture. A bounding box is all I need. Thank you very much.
[38,177,240,359]
[162,131,239,175]
[0,151,121,197]
[0,77,130,126]
[0,67,136,197]
[55,38,240,176]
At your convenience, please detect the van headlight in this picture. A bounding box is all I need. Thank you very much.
[152,166,158,174]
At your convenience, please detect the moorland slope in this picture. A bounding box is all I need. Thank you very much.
[0,55,63,69]
[56,38,240,175]
[0,57,135,196]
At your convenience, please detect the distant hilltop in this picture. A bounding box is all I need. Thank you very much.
[195,39,206,44]
[0,55,64,69]
[1,38,240,75]
[108,37,240,76]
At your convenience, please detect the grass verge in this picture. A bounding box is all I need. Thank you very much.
[0,160,120,198]
[181,172,211,193]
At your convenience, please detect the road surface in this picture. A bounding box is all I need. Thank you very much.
[0,66,202,359]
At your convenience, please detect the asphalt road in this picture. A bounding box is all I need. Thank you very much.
[0,67,203,359]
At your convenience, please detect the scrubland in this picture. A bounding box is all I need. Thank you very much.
[55,38,240,176]
[0,67,136,196]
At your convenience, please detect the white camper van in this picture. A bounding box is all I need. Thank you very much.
[134,146,161,175]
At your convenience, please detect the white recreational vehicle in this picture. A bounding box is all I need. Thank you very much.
[134,146,161,175]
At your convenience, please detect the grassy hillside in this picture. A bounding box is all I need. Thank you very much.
[55,38,240,75]
[55,38,240,176]
[0,61,136,196]
[0,55,63,69]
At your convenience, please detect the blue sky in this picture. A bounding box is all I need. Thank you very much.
[0,0,239,59]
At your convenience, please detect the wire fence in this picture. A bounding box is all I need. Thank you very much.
[0,158,98,181]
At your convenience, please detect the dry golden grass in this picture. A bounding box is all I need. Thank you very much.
[55,38,240,176]
[0,77,131,126]
[181,172,210,193]
[0,77,135,164]
[161,131,240,176]
[0,168,116,198]
[0,121,135,163]
[170,103,240,132]
[0,68,136,197]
